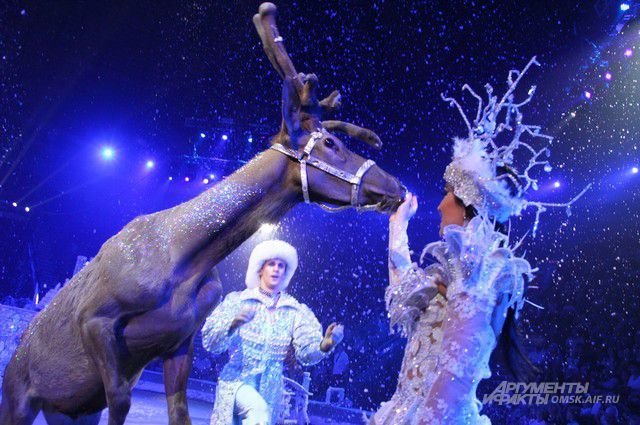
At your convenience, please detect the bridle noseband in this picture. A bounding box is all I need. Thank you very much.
[269,129,379,212]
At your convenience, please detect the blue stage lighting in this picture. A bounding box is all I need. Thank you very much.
[203,178,209,184]
[168,176,173,181]
[621,3,630,11]
[184,177,190,182]
[248,137,253,143]
[12,202,17,207]
[200,133,206,138]
[24,206,30,212]
[209,173,215,179]
[633,166,639,174]
[222,134,228,141]
[553,181,561,188]
[101,146,115,160]
[584,91,592,100]
[146,160,155,169]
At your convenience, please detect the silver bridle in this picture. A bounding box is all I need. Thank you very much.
[269,128,378,212]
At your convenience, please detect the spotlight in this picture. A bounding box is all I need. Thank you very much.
[145,160,155,169]
[624,48,633,57]
[620,3,630,11]
[168,176,173,181]
[209,173,215,179]
[101,146,115,160]
[633,166,639,174]
[605,72,612,80]
[248,137,253,143]
[12,202,17,207]
[553,181,561,188]
[200,133,206,138]
[203,178,209,184]
[24,206,30,212]
[584,91,592,99]
[222,134,228,141]
[184,177,190,182]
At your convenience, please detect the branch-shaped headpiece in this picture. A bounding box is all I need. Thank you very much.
[442,57,590,235]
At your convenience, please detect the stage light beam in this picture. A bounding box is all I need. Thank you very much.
[222,134,228,141]
[553,181,561,188]
[620,3,630,11]
[633,167,639,174]
[145,160,155,169]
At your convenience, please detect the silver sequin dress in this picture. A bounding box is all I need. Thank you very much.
[369,218,448,425]
[201,287,330,425]
[412,216,531,425]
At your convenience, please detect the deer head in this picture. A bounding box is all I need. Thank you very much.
[254,3,406,213]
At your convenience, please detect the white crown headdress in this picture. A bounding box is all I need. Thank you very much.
[442,56,590,235]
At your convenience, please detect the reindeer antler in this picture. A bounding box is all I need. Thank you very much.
[322,121,383,150]
[254,3,382,148]
[253,3,303,91]
[254,3,340,113]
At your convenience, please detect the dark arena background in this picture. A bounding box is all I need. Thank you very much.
[1,1,639,424]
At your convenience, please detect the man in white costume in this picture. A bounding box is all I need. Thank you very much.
[202,239,344,425]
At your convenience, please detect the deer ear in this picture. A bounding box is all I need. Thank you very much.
[282,76,302,139]
[270,119,295,149]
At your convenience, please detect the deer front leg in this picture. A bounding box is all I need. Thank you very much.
[163,335,195,425]
[162,270,221,425]
[80,317,132,425]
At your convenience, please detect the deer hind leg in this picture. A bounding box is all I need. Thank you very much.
[0,356,42,425]
[43,411,101,425]
[0,396,40,425]
[0,394,40,425]
[80,317,131,425]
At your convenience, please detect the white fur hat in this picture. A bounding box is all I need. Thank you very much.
[245,240,298,289]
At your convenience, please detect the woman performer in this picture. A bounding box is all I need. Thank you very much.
[372,57,588,424]
[202,239,344,424]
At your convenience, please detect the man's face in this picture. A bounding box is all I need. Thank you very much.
[259,258,287,291]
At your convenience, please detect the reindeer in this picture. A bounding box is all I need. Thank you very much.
[0,3,405,425]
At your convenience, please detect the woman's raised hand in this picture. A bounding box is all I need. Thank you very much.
[391,192,418,223]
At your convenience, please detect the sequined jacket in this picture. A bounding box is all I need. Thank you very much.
[201,287,329,425]
[413,216,533,425]
[370,218,448,425]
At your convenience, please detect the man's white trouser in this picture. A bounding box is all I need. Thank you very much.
[234,383,271,425]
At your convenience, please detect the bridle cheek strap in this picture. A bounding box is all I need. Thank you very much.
[269,131,377,211]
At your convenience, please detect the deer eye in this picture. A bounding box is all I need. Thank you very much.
[324,138,335,148]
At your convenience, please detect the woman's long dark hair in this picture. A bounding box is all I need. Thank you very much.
[454,165,540,381]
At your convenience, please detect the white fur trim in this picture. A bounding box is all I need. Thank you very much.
[245,240,298,289]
